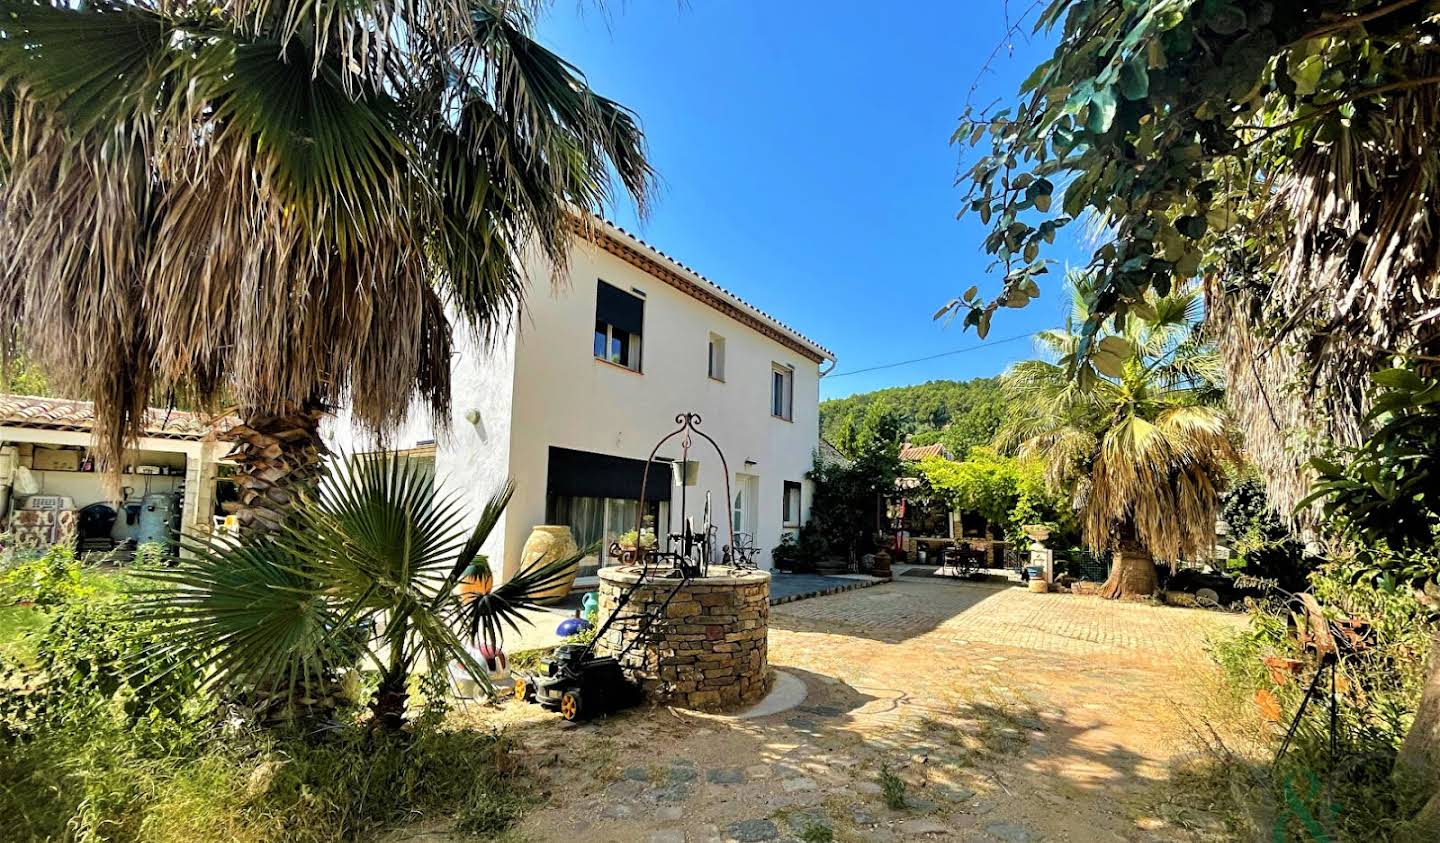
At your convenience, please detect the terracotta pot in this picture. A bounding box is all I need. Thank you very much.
[519,525,580,604]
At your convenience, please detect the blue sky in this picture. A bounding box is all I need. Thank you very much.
[538,2,1090,400]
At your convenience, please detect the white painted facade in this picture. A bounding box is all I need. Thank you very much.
[329,221,832,582]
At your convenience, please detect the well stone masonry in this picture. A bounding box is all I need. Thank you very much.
[596,566,771,711]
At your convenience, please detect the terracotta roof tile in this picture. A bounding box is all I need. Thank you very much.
[0,394,227,441]
[587,216,835,363]
[899,442,949,461]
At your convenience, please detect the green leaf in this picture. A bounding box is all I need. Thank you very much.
[1118,54,1150,100]
[1371,368,1425,391]
[1289,54,1324,96]
[1086,86,1118,134]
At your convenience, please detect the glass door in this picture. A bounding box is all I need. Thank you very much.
[732,474,758,539]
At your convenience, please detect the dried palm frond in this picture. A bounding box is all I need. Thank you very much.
[1000,277,1239,563]
[0,0,653,474]
[1213,54,1440,516]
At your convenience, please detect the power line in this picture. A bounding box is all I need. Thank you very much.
[824,332,1037,379]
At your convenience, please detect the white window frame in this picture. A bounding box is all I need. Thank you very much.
[708,333,726,382]
[770,364,793,421]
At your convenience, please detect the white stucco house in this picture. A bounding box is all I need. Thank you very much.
[330,218,834,584]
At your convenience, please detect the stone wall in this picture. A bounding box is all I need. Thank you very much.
[596,567,771,711]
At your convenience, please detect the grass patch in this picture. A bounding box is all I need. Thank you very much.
[0,715,527,842]
[0,604,44,663]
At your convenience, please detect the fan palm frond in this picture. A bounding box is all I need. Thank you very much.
[997,275,1238,564]
[135,452,581,725]
[0,0,654,482]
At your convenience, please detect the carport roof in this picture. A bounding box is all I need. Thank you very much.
[0,393,224,441]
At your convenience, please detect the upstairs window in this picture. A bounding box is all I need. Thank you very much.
[708,333,726,381]
[594,281,644,372]
[771,364,793,421]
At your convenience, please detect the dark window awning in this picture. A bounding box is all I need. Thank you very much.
[547,446,671,502]
[596,280,644,334]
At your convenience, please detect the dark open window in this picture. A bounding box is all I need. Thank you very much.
[783,481,802,527]
[594,280,644,371]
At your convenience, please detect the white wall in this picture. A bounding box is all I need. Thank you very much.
[325,328,519,575]
[498,238,822,578]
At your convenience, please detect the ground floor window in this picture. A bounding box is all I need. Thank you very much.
[545,446,673,578]
[547,495,668,577]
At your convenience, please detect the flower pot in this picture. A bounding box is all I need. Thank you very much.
[1028,577,1049,594]
[519,525,580,604]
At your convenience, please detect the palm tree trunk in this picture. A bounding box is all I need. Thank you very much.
[1099,540,1158,599]
[370,638,411,731]
[223,398,329,534]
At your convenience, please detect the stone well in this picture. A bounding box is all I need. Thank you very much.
[596,566,771,711]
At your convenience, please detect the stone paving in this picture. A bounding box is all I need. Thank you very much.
[444,577,1248,843]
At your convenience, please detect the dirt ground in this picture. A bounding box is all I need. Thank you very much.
[440,577,1249,843]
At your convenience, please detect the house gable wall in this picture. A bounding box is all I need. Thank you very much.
[498,238,820,579]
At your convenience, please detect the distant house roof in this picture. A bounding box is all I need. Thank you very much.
[0,394,223,442]
[579,217,835,365]
[899,442,949,462]
[817,438,853,469]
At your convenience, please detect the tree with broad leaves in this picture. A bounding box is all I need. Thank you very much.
[947,0,1440,515]
[0,0,653,532]
[957,0,1440,825]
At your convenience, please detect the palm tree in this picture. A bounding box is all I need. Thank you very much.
[996,277,1239,598]
[0,0,653,531]
[135,453,585,728]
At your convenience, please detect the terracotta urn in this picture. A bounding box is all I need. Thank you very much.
[519,525,580,604]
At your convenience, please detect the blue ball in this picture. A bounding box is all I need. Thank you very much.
[557,617,592,637]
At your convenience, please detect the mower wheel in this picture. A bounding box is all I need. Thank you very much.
[559,690,583,721]
[514,677,535,703]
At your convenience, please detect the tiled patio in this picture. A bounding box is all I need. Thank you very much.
[454,576,1248,842]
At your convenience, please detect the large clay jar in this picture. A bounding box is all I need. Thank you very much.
[519,525,580,604]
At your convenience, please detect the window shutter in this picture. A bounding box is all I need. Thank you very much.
[596,281,644,334]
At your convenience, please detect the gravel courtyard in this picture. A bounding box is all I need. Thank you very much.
[442,577,1248,843]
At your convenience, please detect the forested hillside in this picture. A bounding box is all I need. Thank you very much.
[819,377,1005,458]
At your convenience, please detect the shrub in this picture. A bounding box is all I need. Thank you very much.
[878,765,907,810]
[1221,475,1317,592]
[1199,557,1440,841]
[0,542,94,606]
[0,545,527,842]
[771,526,828,571]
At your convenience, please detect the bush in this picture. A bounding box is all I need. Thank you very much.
[1221,475,1317,592]
[0,542,95,606]
[1197,557,1440,841]
[0,543,527,842]
[771,525,829,572]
